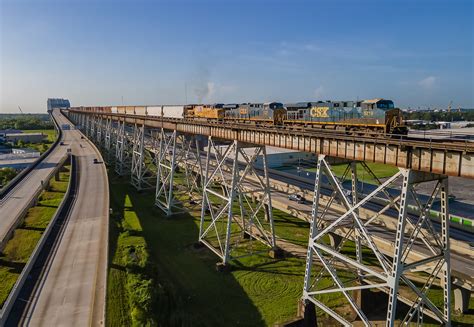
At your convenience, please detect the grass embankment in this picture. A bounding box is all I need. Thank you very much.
[306,162,399,183]
[0,165,70,307]
[107,173,309,326]
[19,128,56,153]
[107,170,474,326]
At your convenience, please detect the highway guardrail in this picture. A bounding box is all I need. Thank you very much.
[0,154,70,251]
[0,112,62,201]
[0,154,77,325]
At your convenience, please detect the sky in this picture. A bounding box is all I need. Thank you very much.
[0,0,473,113]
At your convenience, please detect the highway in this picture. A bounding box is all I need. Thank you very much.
[0,112,70,245]
[4,110,109,326]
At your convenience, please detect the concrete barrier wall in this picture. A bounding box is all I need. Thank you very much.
[0,113,62,200]
[0,155,76,324]
[0,154,70,251]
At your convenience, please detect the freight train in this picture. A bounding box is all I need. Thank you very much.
[70,98,407,135]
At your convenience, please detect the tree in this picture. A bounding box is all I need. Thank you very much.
[0,168,18,188]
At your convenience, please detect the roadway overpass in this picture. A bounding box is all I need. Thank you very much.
[66,108,474,326]
[0,109,109,326]
[0,111,72,249]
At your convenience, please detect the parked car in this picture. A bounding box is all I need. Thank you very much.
[288,194,305,203]
[60,141,64,145]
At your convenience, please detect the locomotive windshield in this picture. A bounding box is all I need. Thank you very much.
[376,100,395,109]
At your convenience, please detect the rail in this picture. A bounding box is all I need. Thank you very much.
[68,110,474,153]
[0,112,62,201]
[0,154,77,325]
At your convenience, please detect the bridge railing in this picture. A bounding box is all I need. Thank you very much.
[0,154,77,325]
[0,112,62,201]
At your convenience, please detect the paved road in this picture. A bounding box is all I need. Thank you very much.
[0,111,71,244]
[0,158,37,169]
[8,110,109,327]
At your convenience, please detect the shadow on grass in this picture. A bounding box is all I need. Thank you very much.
[107,173,266,326]
[17,226,45,232]
[0,258,25,274]
[232,258,305,277]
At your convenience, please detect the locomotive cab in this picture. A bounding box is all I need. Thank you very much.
[361,99,407,135]
[263,102,287,125]
[385,109,408,135]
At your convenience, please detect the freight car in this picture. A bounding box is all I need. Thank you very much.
[69,98,407,135]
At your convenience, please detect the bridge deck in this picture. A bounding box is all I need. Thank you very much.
[69,110,474,179]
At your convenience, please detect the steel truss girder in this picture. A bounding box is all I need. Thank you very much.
[302,154,451,326]
[154,130,203,216]
[115,119,132,176]
[130,123,155,191]
[154,129,179,215]
[86,115,93,139]
[198,137,276,265]
[181,136,204,198]
[103,117,115,163]
[96,116,103,146]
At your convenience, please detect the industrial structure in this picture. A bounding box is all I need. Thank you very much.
[65,105,474,326]
[47,98,71,112]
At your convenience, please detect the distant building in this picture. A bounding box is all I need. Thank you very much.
[0,129,22,137]
[11,148,41,155]
[253,147,316,168]
[47,98,70,112]
[207,145,316,168]
[5,133,46,144]
[435,121,451,129]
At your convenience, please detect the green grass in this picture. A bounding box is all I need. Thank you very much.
[0,166,70,308]
[107,170,474,326]
[306,162,399,183]
[107,174,313,326]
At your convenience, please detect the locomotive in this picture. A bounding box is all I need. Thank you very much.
[283,99,406,134]
[70,98,407,135]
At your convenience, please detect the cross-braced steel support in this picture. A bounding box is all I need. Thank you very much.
[86,115,93,139]
[96,116,104,147]
[115,119,132,176]
[154,129,180,215]
[302,155,451,326]
[198,137,276,265]
[131,123,155,191]
[181,135,204,199]
[103,117,114,163]
[77,113,86,133]
[153,130,204,215]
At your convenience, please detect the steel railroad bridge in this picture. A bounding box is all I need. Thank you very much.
[67,109,474,326]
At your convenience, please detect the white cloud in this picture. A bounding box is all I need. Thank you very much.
[303,43,320,52]
[314,86,324,99]
[418,76,438,90]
